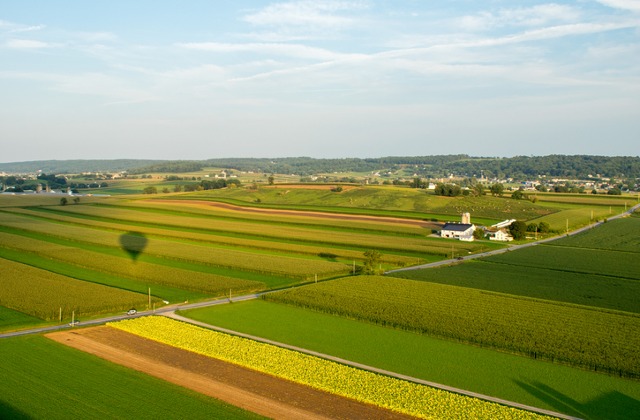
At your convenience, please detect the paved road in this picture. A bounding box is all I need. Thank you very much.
[388,202,640,274]
[0,292,265,339]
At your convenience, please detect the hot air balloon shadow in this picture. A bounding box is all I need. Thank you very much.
[119,232,148,262]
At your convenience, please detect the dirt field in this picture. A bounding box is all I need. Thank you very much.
[47,327,416,420]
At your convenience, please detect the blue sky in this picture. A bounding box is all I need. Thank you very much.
[1,1,639,162]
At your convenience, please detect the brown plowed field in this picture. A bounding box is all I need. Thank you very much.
[47,327,416,420]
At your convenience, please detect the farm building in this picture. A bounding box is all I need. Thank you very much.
[440,223,475,241]
[486,228,514,242]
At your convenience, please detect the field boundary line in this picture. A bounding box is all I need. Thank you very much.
[163,312,582,420]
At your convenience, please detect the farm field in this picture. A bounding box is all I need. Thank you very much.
[181,299,640,420]
[1,186,638,418]
[0,257,152,321]
[10,203,479,258]
[392,216,640,313]
[111,316,548,420]
[0,335,263,420]
[167,185,555,223]
[264,276,640,378]
[393,259,640,313]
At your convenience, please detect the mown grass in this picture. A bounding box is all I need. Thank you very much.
[0,335,264,420]
[181,300,640,420]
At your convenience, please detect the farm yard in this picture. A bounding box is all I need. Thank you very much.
[0,185,639,419]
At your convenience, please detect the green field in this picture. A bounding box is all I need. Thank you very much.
[167,185,555,222]
[392,216,640,313]
[0,257,153,321]
[552,217,640,252]
[0,335,263,420]
[264,276,640,378]
[393,260,640,313]
[181,300,640,420]
[0,306,42,331]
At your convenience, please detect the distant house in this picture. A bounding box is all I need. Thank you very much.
[487,229,513,242]
[441,223,475,241]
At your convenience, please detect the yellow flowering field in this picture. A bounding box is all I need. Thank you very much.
[110,316,551,419]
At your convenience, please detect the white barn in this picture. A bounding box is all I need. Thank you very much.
[440,223,475,241]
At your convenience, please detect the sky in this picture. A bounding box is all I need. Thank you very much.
[1,1,639,162]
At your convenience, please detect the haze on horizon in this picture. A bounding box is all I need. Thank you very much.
[1,1,639,164]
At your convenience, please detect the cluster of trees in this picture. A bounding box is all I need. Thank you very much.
[508,221,551,240]
[142,178,241,194]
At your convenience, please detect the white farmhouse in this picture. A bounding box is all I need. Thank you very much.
[440,223,475,241]
[487,229,514,242]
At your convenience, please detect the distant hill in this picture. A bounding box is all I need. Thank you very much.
[2,155,639,180]
[0,159,165,174]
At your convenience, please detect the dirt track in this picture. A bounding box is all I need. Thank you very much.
[47,327,415,420]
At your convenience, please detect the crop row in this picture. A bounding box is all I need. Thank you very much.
[0,257,150,320]
[265,276,640,378]
[393,260,640,314]
[35,204,483,255]
[551,217,640,253]
[118,200,429,236]
[484,244,639,281]
[3,208,421,266]
[110,316,547,419]
[0,231,264,296]
[0,212,350,279]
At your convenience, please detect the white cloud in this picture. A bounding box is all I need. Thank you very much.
[178,41,354,61]
[244,0,367,28]
[596,0,640,12]
[457,3,581,31]
[5,39,51,49]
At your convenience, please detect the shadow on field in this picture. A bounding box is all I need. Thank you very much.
[0,400,31,419]
[119,232,148,262]
[515,380,640,420]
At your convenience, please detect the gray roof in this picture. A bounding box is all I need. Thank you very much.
[442,223,474,232]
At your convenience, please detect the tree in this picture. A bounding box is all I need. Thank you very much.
[72,197,80,205]
[472,183,485,196]
[511,190,525,200]
[162,187,170,193]
[268,175,275,185]
[173,184,183,193]
[490,183,504,197]
[143,186,157,194]
[473,228,485,240]
[363,250,382,275]
[538,222,551,233]
[59,197,68,206]
[509,221,528,240]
